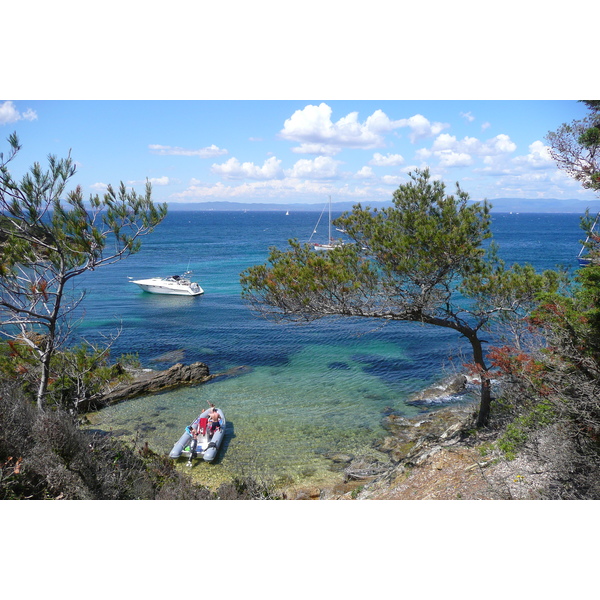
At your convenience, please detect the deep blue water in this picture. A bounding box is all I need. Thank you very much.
[80,211,585,489]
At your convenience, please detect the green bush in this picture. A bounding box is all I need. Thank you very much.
[0,380,212,499]
[496,400,556,460]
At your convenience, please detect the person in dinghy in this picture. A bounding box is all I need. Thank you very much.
[187,402,214,461]
[207,407,223,435]
[169,401,226,465]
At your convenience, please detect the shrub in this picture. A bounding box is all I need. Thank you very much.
[0,380,212,499]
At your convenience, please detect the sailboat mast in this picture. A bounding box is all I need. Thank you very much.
[579,210,600,259]
[328,195,332,243]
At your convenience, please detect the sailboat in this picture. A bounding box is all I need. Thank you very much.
[578,211,600,266]
[309,196,342,251]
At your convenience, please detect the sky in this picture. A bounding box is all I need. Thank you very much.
[4,3,598,212]
[1,99,598,210]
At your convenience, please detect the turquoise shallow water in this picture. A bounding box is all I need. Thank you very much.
[86,324,459,489]
[82,211,584,490]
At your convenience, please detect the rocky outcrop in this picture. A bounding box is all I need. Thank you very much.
[343,458,390,482]
[406,373,468,405]
[376,402,477,464]
[81,362,214,411]
[285,486,322,500]
[319,402,486,500]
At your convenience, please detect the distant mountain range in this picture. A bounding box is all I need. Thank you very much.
[481,198,600,213]
[166,198,600,214]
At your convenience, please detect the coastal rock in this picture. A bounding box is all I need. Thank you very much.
[215,365,253,379]
[376,403,477,464]
[287,486,322,500]
[324,452,354,464]
[84,361,214,410]
[343,458,390,482]
[406,373,468,405]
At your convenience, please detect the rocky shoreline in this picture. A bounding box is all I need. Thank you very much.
[321,395,555,501]
[280,401,485,500]
[283,373,500,500]
[78,361,215,412]
[84,362,525,500]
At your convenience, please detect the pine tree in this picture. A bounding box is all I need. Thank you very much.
[0,133,167,409]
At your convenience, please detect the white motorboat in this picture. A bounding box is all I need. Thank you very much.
[130,271,204,296]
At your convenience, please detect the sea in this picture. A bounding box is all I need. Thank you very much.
[79,210,585,491]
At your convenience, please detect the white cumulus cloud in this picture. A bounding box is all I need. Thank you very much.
[382,174,405,185]
[396,114,449,143]
[436,150,473,168]
[369,152,405,166]
[148,176,170,186]
[423,132,518,169]
[431,133,516,156]
[280,103,406,153]
[488,134,517,154]
[286,156,343,179]
[211,156,284,180]
[513,140,554,169]
[355,166,375,179]
[0,101,37,125]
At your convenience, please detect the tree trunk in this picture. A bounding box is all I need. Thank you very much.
[465,330,492,427]
[476,376,492,427]
[36,351,51,411]
[36,273,64,410]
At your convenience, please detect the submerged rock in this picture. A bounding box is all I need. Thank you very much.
[214,365,253,379]
[324,452,354,464]
[149,349,186,364]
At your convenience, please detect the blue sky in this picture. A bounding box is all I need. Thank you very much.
[1,99,597,209]
[3,3,598,211]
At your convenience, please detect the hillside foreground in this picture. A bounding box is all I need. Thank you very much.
[313,402,581,501]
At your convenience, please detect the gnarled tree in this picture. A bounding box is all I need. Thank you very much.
[0,133,167,410]
[241,169,560,427]
[546,100,600,192]
[547,100,600,265]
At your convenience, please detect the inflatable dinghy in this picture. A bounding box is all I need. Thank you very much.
[169,407,226,464]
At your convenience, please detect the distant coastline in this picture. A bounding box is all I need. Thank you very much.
[164,198,600,214]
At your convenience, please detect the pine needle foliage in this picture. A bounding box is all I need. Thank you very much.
[241,169,560,427]
[0,133,167,409]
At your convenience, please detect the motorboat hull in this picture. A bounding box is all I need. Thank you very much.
[169,408,226,463]
[132,280,204,295]
[131,274,204,296]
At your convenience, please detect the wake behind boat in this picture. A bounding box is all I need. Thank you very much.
[169,406,226,464]
[130,271,204,296]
